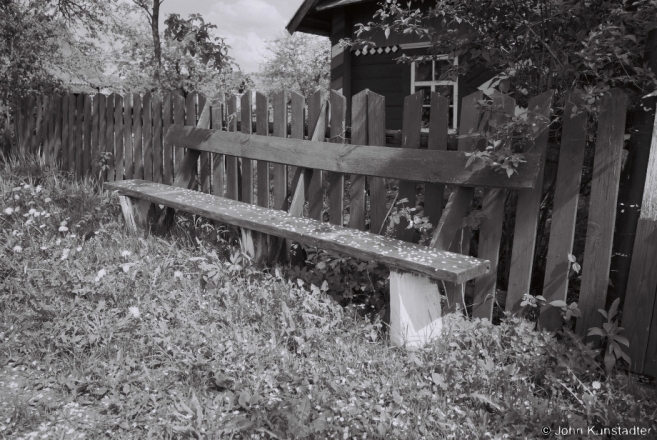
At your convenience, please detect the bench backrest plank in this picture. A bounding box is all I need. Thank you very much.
[163,127,543,189]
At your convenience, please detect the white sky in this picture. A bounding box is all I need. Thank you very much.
[159,0,306,73]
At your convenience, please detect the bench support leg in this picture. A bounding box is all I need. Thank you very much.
[389,271,443,348]
[119,196,151,235]
[240,228,256,259]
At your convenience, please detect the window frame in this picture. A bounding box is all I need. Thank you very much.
[410,55,459,133]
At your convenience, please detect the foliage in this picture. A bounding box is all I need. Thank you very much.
[110,9,236,97]
[255,32,330,97]
[1,157,655,438]
[588,298,632,375]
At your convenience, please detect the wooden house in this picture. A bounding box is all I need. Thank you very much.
[286,0,494,131]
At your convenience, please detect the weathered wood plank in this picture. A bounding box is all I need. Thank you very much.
[185,92,198,190]
[123,94,133,180]
[576,89,628,335]
[75,94,84,178]
[65,93,75,173]
[172,93,185,173]
[307,90,325,220]
[105,179,490,283]
[272,91,288,211]
[539,92,588,331]
[162,92,174,184]
[82,94,92,178]
[240,92,254,204]
[53,95,62,166]
[429,91,484,250]
[367,91,387,235]
[142,93,153,181]
[621,106,657,373]
[646,299,657,378]
[152,93,163,183]
[472,92,515,320]
[39,95,49,159]
[114,94,124,180]
[91,94,101,179]
[164,126,542,189]
[506,90,555,314]
[44,95,53,163]
[256,92,269,207]
[225,95,239,200]
[61,93,74,171]
[26,95,35,155]
[199,96,211,193]
[105,94,116,181]
[349,90,368,231]
[289,92,305,184]
[425,94,450,229]
[395,90,424,241]
[133,94,143,180]
[211,99,225,196]
[329,90,346,226]
[34,95,43,156]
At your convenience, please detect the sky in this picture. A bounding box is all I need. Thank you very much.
[159,0,307,73]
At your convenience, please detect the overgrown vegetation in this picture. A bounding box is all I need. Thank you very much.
[1,156,655,438]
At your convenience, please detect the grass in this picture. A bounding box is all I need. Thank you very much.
[0,155,656,439]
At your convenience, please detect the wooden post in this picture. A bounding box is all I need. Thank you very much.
[329,90,346,226]
[142,93,153,181]
[225,95,239,200]
[348,89,368,231]
[621,107,657,375]
[241,91,254,204]
[366,91,386,234]
[133,94,143,180]
[389,271,442,348]
[307,90,325,221]
[123,93,133,180]
[211,98,225,196]
[83,94,92,178]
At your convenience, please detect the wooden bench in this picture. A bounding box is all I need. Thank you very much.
[104,89,546,348]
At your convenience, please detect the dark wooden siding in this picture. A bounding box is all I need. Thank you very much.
[351,51,409,129]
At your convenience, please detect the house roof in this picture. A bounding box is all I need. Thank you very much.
[286,0,372,36]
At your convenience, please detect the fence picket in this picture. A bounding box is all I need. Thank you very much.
[328,90,346,226]
[241,92,254,204]
[162,93,172,184]
[576,89,629,335]
[211,99,225,196]
[349,90,368,231]
[93,94,105,181]
[172,93,185,175]
[424,94,450,230]
[225,96,239,200]
[272,91,287,211]
[505,91,555,314]
[152,93,163,183]
[33,95,42,155]
[367,91,386,234]
[105,94,116,182]
[185,92,198,190]
[74,94,83,178]
[472,92,515,320]
[199,95,212,193]
[83,94,92,177]
[42,96,51,161]
[539,92,588,331]
[133,94,143,179]
[26,95,36,156]
[123,94,133,180]
[142,93,153,181]
[307,90,324,221]
[395,91,424,241]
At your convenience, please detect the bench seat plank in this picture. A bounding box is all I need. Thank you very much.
[105,180,490,284]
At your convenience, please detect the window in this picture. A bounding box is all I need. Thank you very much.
[411,56,458,132]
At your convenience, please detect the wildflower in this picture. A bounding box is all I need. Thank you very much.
[3,207,14,215]
[61,248,70,260]
[44,213,50,218]
[14,194,19,200]
[56,238,61,245]
[591,381,601,390]
[44,198,52,203]
[76,246,82,252]
[95,269,106,282]
[174,271,183,279]
[28,208,36,215]
[40,225,46,228]
[33,211,41,217]
[59,226,69,232]
[25,219,34,226]
[35,185,42,193]
[121,250,132,257]
[13,245,22,253]
[60,220,67,226]
[128,307,140,318]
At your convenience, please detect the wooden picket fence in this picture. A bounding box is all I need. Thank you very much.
[12,88,657,378]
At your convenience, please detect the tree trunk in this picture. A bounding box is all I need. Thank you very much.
[151,0,162,85]
[610,28,657,307]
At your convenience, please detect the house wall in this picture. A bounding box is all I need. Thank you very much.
[328,2,494,131]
